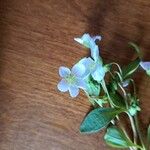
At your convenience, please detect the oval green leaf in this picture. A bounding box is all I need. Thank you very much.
[110,92,126,109]
[122,58,140,79]
[104,126,136,148]
[80,108,123,134]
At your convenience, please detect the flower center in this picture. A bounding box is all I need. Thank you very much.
[65,74,76,85]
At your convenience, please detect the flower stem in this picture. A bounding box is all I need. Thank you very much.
[109,62,123,75]
[134,115,146,150]
[101,79,114,107]
[127,112,138,145]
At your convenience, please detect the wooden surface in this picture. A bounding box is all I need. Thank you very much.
[0,0,150,150]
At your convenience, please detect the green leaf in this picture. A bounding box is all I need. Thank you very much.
[80,108,123,134]
[128,42,142,59]
[122,58,140,79]
[147,124,150,149]
[104,126,136,148]
[86,76,101,96]
[109,92,126,108]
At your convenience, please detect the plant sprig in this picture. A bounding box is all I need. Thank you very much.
[57,33,150,150]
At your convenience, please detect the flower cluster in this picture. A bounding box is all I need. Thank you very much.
[57,33,106,97]
[57,33,150,150]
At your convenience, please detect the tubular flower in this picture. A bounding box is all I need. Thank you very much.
[140,61,150,76]
[74,33,101,61]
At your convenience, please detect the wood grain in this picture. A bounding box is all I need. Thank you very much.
[0,0,150,150]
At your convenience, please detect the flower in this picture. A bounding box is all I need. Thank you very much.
[57,63,87,97]
[74,33,105,83]
[140,61,150,70]
[140,61,150,76]
[74,33,101,61]
[79,57,105,83]
[122,79,130,87]
[74,33,101,48]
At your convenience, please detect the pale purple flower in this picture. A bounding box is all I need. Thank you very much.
[122,80,130,87]
[140,61,150,71]
[57,63,87,97]
[74,33,101,61]
[79,57,105,83]
[140,61,150,76]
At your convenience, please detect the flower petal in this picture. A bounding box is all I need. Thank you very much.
[92,35,102,42]
[140,61,150,71]
[76,79,87,90]
[57,79,69,92]
[59,66,71,77]
[92,66,105,82]
[81,57,94,66]
[122,80,130,87]
[74,33,101,50]
[74,38,83,45]
[80,57,98,77]
[74,33,91,48]
[71,63,85,77]
[69,86,79,97]
[90,45,99,61]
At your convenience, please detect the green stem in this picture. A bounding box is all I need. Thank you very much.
[109,62,123,75]
[101,80,137,150]
[101,79,114,107]
[129,79,137,97]
[108,71,129,108]
[134,115,146,150]
[114,71,123,82]
[127,112,138,145]
[85,91,97,107]
[118,83,129,109]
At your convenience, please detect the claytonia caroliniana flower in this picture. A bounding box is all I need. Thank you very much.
[122,79,130,87]
[74,33,101,49]
[140,61,150,76]
[74,33,101,61]
[74,33,105,83]
[79,57,105,83]
[58,33,106,98]
[57,63,86,97]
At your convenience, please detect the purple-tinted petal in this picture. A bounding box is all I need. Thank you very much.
[82,57,94,66]
[69,86,79,97]
[59,66,70,77]
[92,35,102,42]
[74,33,91,48]
[122,80,130,87]
[74,37,83,45]
[57,79,69,92]
[140,61,150,71]
[71,63,85,77]
[80,57,96,76]
[74,34,101,50]
[92,67,105,82]
[77,79,87,90]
